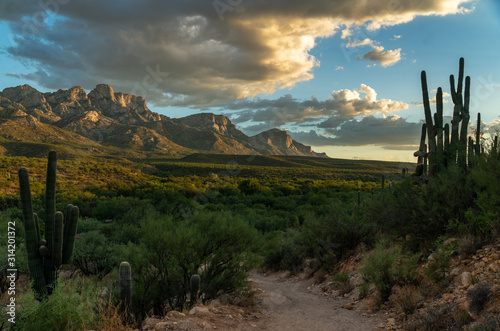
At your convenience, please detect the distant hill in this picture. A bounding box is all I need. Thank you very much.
[0,84,328,158]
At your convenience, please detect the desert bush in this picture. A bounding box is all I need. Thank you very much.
[332,271,353,295]
[77,217,103,233]
[404,305,472,331]
[300,214,377,269]
[12,278,99,331]
[360,243,420,301]
[390,285,422,316]
[124,210,260,320]
[264,233,303,274]
[424,239,455,286]
[72,232,122,278]
[467,283,492,315]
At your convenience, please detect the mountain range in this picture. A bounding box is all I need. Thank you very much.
[0,84,327,158]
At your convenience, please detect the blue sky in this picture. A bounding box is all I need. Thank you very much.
[0,0,499,161]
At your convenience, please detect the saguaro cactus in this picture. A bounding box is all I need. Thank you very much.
[18,151,79,299]
[119,262,132,312]
[450,57,471,169]
[417,58,474,175]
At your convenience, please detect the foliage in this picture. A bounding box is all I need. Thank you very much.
[72,232,122,278]
[12,278,100,331]
[424,238,456,286]
[121,210,260,320]
[360,243,420,301]
[300,214,377,269]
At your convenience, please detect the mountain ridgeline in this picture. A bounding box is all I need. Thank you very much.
[0,84,327,158]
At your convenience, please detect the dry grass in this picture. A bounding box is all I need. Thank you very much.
[390,285,422,316]
[88,296,134,331]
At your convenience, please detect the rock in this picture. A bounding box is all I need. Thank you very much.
[167,311,186,318]
[489,263,500,273]
[341,303,355,310]
[154,322,169,330]
[142,317,162,330]
[189,307,210,315]
[491,253,500,260]
[450,267,461,277]
[442,293,454,301]
[461,272,472,287]
[387,318,396,325]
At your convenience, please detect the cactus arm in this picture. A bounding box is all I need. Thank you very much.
[43,151,57,293]
[53,212,63,269]
[457,57,464,98]
[33,213,41,244]
[436,88,444,171]
[421,71,437,176]
[18,167,48,298]
[444,123,450,167]
[119,262,132,311]
[62,206,79,264]
[64,204,73,238]
[468,136,474,168]
[475,113,481,156]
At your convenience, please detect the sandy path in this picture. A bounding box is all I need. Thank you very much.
[249,272,383,331]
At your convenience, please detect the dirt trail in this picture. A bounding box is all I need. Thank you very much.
[249,273,383,331]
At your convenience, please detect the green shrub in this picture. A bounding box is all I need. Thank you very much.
[123,210,260,320]
[13,278,99,331]
[360,243,420,301]
[425,239,455,286]
[264,230,303,273]
[77,217,103,233]
[72,232,122,278]
[332,271,353,295]
[300,214,377,269]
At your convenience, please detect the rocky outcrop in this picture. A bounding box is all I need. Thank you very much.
[250,129,328,157]
[0,84,328,158]
[88,84,162,123]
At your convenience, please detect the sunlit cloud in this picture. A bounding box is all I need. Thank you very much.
[1,0,474,107]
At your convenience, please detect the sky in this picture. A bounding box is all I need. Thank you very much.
[0,0,499,161]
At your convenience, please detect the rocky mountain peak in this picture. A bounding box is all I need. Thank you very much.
[91,84,116,102]
[173,113,247,140]
[0,84,50,110]
[254,129,294,148]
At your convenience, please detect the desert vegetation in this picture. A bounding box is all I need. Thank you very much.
[0,58,499,330]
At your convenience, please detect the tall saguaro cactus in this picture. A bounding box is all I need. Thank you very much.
[18,151,79,299]
[416,58,474,176]
[450,57,471,169]
[421,71,438,176]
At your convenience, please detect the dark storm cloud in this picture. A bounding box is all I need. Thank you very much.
[1,0,473,107]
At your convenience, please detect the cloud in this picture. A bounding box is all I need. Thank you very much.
[335,66,344,71]
[228,84,409,129]
[358,46,402,67]
[1,0,474,107]
[346,38,375,48]
[344,37,401,67]
[288,116,422,149]
[414,90,452,106]
[393,35,402,39]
